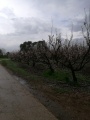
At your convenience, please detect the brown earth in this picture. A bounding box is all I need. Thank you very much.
[13,73,90,120]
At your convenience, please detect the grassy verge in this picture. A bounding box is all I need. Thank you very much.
[0,58,9,61]
[0,59,45,88]
[1,59,90,88]
[1,59,28,76]
[43,70,70,82]
[43,69,90,86]
[0,60,90,95]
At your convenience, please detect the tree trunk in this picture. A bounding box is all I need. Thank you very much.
[71,69,78,85]
[32,61,35,67]
[27,61,29,65]
[49,64,54,74]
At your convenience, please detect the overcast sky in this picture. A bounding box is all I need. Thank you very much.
[0,0,89,51]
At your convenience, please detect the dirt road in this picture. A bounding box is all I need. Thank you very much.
[0,65,58,120]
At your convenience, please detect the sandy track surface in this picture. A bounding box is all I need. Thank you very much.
[0,65,58,120]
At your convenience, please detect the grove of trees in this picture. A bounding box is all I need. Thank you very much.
[9,14,90,85]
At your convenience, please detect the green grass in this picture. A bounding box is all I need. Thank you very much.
[0,58,9,61]
[1,59,90,85]
[43,70,70,83]
[0,59,31,78]
[43,69,90,85]
[77,73,90,84]
[1,60,28,76]
[0,59,42,84]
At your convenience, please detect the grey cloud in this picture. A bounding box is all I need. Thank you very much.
[33,0,90,18]
[68,13,90,32]
[0,0,90,52]
[72,37,86,45]
[12,17,51,35]
[0,7,52,51]
[0,7,51,35]
[0,7,15,19]
[70,20,84,32]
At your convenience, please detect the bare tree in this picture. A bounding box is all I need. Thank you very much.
[48,33,62,66]
[57,13,90,85]
[19,41,38,66]
[36,40,55,73]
